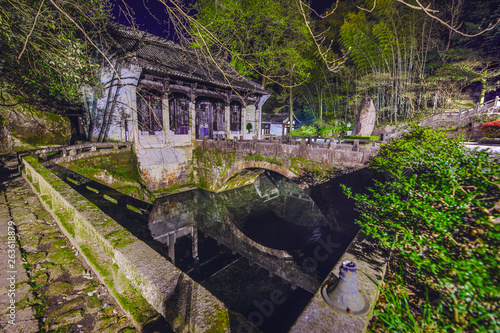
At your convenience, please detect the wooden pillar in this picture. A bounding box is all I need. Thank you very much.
[189,94,196,143]
[192,226,198,259]
[256,104,262,140]
[163,93,171,144]
[225,104,230,140]
[241,104,247,139]
[168,233,176,265]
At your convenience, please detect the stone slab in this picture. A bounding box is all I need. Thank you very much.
[290,230,389,333]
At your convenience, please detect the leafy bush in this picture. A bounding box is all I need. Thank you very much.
[287,125,318,137]
[318,123,349,138]
[342,135,380,141]
[344,127,500,331]
[481,120,500,138]
[288,122,349,138]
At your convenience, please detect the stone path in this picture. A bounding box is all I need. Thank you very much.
[0,156,136,332]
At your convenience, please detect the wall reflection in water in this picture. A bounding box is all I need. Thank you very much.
[149,170,355,333]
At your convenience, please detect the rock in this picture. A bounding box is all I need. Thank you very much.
[48,297,84,321]
[45,263,66,281]
[52,309,84,329]
[0,116,13,153]
[26,251,46,265]
[64,262,86,276]
[86,294,102,312]
[353,96,376,136]
[96,315,118,331]
[0,93,71,146]
[46,281,72,298]
[47,247,74,265]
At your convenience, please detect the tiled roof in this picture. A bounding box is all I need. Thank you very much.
[106,23,268,95]
[262,113,300,123]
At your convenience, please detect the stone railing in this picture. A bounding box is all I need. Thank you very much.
[17,142,133,165]
[420,97,500,128]
[198,136,382,166]
[20,155,236,332]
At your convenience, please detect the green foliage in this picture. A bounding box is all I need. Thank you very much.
[287,125,318,137]
[343,135,379,141]
[192,0,314,88]
[288,121,350,138]
[0,0,109,107]
[344,127,500,331]
[317,123,347,138]
[246,123,253,134]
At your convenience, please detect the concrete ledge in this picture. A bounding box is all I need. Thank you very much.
[290,230,389,333]
[21,155,235,332]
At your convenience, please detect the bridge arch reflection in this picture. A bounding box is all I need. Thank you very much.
[148,171,345,293]
[217,161,297,192]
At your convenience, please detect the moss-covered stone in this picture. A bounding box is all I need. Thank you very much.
[47,247,75,265]
[0,93,70,147]
[48,297,85,321]
[54,309,84,326]
[64,262,86,276]
[205,305,230,333]
[45,263,66,280]
[26,251,46,265]
[46,281,72,298]
[86,294,102,312]
[96,315,118,331]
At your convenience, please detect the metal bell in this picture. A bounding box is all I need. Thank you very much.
[322,260,370,316]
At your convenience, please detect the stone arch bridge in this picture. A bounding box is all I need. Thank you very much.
[193,137,381,192]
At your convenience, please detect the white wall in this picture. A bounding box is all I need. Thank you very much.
[84,61,141,142]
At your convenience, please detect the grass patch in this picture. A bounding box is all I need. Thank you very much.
[342,135,380,141]
[86,185,99,194]
[60,151,154,203]
[103,194,118,204]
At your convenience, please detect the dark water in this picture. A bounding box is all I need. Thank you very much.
[48,162,369,333]
[149,170,361,332]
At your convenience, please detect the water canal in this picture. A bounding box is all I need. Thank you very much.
[47,162,369,332]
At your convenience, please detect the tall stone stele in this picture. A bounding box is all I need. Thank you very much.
[352,96,376,136]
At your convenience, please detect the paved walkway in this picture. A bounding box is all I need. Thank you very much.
[465,142,500,158]
[0,156,136,332]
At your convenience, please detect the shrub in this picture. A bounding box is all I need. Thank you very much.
[480,120,500,138]
[287,125,318,137]
[342,135,380,141]
[343,127,500,331]
[318,124,348,138]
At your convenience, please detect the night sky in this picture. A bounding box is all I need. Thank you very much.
[109,0,335,40]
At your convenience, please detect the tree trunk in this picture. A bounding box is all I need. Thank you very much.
[479,78,486,104]
[319,89,323,124]
[289,74,293,134]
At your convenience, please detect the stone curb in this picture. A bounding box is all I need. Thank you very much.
[0,164,136,332]
[21,155,236,332]
[290,230,389,333]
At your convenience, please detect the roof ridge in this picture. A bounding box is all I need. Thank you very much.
[107,22,267,93]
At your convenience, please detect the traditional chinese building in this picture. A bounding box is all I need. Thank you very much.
[85,24,269,190]
[261,113,300,136]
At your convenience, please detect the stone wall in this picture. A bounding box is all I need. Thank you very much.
[137,146,193,191]
[193,139,380,192]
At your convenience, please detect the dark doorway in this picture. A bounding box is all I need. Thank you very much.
[169,95,190,135]
[196,100,212,139]
[196,99,225,139]
[137,92,163,135]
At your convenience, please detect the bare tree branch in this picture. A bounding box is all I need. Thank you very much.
[18,0,46,60]
[297,0,347,74]
[400,0,499,37]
